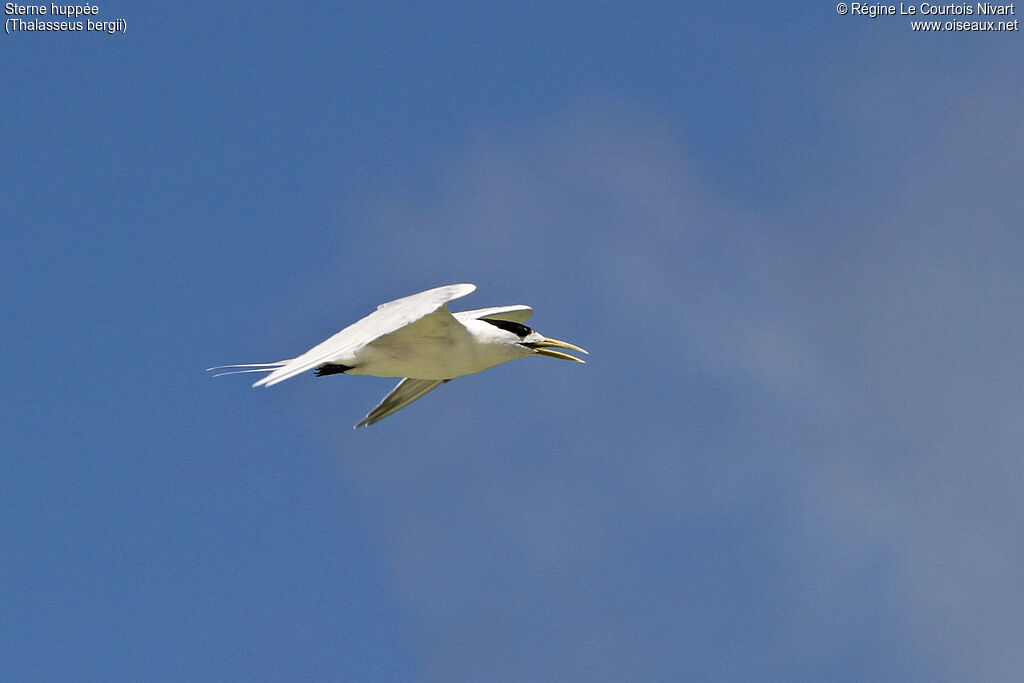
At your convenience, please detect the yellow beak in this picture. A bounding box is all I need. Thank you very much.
[525,337,589,363]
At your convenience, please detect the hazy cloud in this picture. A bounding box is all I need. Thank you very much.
[319,74,1024,679]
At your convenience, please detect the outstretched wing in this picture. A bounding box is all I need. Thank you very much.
[354,304,535,426]
[453,304,532,324]
[355,378,449,428]
[254,283,476,387]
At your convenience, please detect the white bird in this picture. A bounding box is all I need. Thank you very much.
[209,284,587,427]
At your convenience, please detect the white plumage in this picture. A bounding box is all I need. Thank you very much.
[209,284,587,427]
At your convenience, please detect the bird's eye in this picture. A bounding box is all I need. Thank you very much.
[482,318,532,338]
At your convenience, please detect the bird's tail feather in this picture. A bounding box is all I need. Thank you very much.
[206,361,290,380]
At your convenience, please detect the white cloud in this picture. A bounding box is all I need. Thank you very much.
[318,76,1024,679]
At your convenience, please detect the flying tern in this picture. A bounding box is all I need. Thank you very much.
[209,283,587,427]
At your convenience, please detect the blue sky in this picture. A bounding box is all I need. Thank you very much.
[3,3,1022,680]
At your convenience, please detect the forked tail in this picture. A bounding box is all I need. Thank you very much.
[206,361,290,385]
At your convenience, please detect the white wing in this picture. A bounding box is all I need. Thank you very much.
[254,283,476,387]
[355,378,449,428]
[453,304,533,324]
[349,304,533,426]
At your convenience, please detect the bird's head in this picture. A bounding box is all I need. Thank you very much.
[481,318,588,363]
